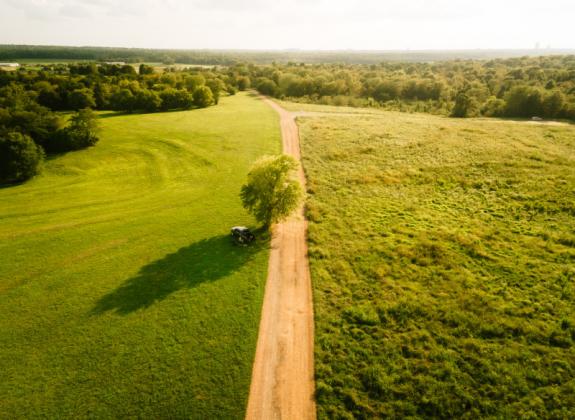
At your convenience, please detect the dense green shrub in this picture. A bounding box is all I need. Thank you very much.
[192,86,214,108]
[255,78,279,97]
[543,90,567,118]
[451,92,480,117]
[160,88,194,110]
[236,76,251,91]
[109,88,135,112]
[132,89,161,112]
[0,131,44,184]
[184,74,206,91]
[0,83,63,146]
[482,96,507,117]
[67,88,96,110]
[504,86,545,118]
[46,109,99,153]
[35,81,63,110]
[138,63,154,75]
[206,79,225,104]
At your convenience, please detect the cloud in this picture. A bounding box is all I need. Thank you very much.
[0,0,157,20]
[3,0,57,20]
[0,0,573,49]
[59,3,92,18]
[191,0,268,11]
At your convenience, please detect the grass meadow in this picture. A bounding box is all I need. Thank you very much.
[0,92,280,418]
[298,109,575,418]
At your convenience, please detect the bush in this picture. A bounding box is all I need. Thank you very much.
[236,76,251,91]
[46,109,99,153]
[206,79,225,104]
[139,64,154,75]
[110,89,135,112]
[482,96,507,117]
[0,84,64,146]
[192,86,214,108]
[451,91,480,118]
[0,131,44,184]
[67,88,96,110]
[543,90,567,118]
[255,78,279,97]
[133,89,162,112]
[160,88,194,110]
[504,86,544,118]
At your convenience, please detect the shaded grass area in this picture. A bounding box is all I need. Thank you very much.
[298,109,575,418]
[0,92,280,418]
[92,235,263,315]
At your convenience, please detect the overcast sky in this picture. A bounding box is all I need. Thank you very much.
[0,0,573,50]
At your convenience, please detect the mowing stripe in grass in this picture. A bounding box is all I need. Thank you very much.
[0,92,281,418]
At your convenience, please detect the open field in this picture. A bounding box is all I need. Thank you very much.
[297,109,575,418]
[0,92,280,418]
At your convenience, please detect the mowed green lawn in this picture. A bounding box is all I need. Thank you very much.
[0,92,280,418]
[297,108,575,418]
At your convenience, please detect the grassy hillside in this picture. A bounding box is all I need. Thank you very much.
[298,110,575,418]
[0,92,280,418]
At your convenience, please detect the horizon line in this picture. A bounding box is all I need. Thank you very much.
[2,43,575,53]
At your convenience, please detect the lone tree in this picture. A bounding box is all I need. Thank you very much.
[241,155,303,227]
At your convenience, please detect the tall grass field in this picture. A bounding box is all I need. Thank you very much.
[297,107,575,418]
[0,92,280,418]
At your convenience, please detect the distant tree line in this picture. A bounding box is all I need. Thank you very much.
[0,63,241,184]
[0,63,227,114]
[3,55,574,184]
[244,55,575,120]
[1,44,574,65]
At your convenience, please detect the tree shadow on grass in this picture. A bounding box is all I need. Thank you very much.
[91,234,265,315]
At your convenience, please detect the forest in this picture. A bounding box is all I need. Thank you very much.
[2,54,575,185]
[1,44,575,65]
[246,55,575,120]
[0,63,230,184]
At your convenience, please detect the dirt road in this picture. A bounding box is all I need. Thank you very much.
[245,98,316,420]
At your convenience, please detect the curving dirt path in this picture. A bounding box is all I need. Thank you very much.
[245,97,316,420]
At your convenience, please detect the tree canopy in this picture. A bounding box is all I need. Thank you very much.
[0,131,44,184]
[240,155,303,227]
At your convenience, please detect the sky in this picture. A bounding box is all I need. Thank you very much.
[0,0,574,51]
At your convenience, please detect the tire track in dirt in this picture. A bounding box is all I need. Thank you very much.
[245,97,316,420]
